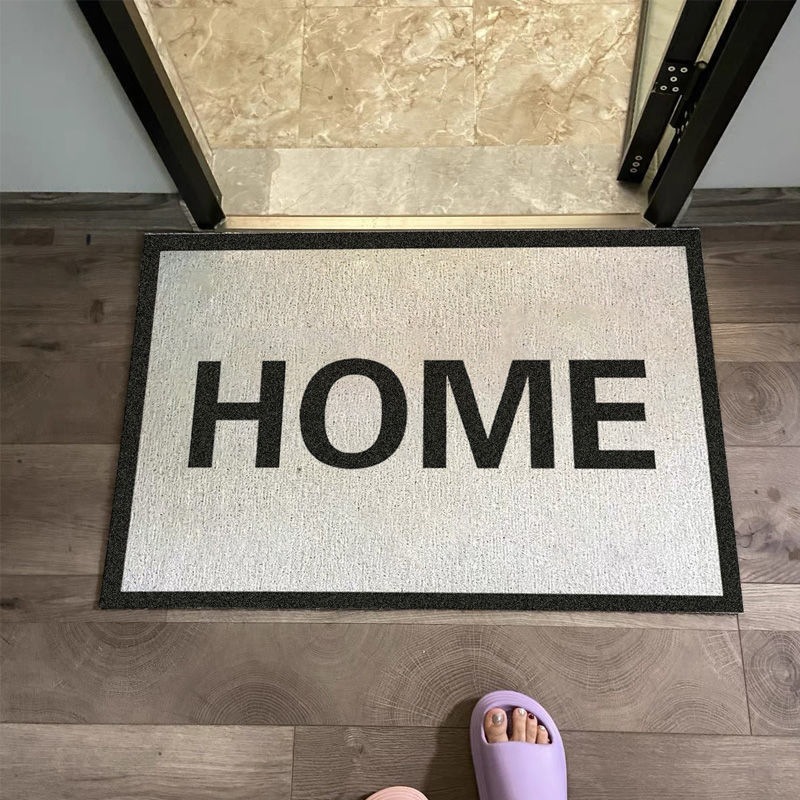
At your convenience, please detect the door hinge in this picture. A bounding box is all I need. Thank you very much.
[653,61,694,95]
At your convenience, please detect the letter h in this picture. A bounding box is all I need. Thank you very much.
[188,361,286,467]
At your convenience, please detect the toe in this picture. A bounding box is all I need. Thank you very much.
[535,723,550,744]
[510,707,527,741]
[484,708,508,743]
[525,713,539,743]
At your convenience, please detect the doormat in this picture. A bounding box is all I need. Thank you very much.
[101,230,741,612]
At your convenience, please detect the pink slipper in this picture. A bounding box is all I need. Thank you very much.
[470,690,567,800]
[366,790,428,800]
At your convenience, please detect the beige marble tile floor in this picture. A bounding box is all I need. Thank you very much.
[148,0,646,217]
[213,143,643,215]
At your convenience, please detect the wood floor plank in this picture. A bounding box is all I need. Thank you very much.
[0,363,128,443]
[0,575,737,630]
[6,360,796,447]
[728,447,800,583]
[563,732,800,800]
[1,445,116,575]
[291,727,800,800]
[292,725,472,800]
[4,323,795,364]
[0,192,191,231]
[0,323,134,361]
[0,228,55,246]
[700,221,800,245]
[5,443,794,588]
[1,223,797,330]
[740,630,800,735]
[1,234,141,325]
[3,365,797,450]
[38,344,777,456]
[717,363,800,446]
[702,226,800,323]
[740,585,800,630]
[685,187,800,225]
[45,228,149,248]
[711,323,800,362]
[0,724,293,800]
[0,577,166,622]
[0,623,748,733]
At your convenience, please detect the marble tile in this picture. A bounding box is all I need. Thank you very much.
[148,0,644,219]
[135,0,215,166]
[479,0,633,5]
[252,144,645,216]
[306,0,469,7]
[299,8,475,148]
[151,5,304,148]
[151,1,302,8]
[475,0,639,146]
[213,149,279,214]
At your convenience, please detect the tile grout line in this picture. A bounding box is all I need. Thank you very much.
[736,612,754,735]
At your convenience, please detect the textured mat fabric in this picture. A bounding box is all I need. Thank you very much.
[101,230,741,612]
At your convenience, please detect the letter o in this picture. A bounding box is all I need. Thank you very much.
[300,359,407,468]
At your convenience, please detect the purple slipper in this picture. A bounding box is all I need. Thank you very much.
[470,690,567,800]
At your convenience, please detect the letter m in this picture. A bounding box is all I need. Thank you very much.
[423,360,553,468]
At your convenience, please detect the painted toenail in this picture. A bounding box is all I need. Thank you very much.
[491,712,504,725]
[538,725,547,732]
[528,713,536,719]
[517,708,527,716]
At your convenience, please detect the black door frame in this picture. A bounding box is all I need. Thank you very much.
[620,0,795,227]
[618,0,723,186]
[643,0,796,226]
[77,0,224,229]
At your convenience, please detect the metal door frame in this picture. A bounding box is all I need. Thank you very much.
[77,0,224,229]
[620,0,796,226]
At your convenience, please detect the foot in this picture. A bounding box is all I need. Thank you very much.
[483,706,551,745]
[471,692,566,800]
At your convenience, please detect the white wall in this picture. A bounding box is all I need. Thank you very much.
[696,3,800,188]
[0,0,174,192]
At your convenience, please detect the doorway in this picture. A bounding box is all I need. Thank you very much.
[79,0,795,227]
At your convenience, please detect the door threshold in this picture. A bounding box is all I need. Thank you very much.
[219,214,651,232]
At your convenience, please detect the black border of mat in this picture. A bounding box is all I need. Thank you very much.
[100,229,742,613]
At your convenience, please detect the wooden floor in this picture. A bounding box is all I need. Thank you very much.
[1,194,799,800]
